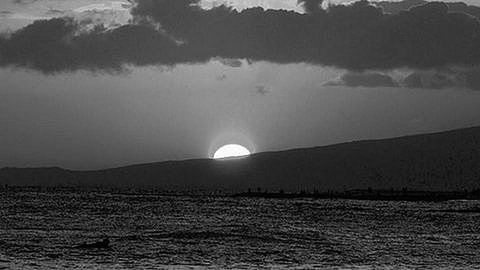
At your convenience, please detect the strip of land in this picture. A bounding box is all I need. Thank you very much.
[1,126,480,192]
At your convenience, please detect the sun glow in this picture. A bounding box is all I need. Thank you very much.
[213,144,251,159]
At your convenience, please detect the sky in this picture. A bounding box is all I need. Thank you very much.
[1,0,480,169]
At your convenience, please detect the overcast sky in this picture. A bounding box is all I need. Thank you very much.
[1,0,480,169]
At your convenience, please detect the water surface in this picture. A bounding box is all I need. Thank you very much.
[1,190,480,269]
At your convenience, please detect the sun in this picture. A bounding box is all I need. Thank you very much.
[213,144,251,159]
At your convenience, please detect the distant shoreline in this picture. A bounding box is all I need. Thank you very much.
[2,186,480,202]
[233,189,480,202]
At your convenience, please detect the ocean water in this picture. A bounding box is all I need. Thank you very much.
[1,190,480,269]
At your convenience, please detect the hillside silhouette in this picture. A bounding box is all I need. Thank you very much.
[1,126,480,192]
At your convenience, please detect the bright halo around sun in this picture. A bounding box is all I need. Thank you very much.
[213,144,251,159]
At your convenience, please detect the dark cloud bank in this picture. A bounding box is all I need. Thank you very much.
[2,0,480,74]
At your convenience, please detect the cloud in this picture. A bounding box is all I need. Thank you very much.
[2,0,480,73]
[403,68,480,90]
[403,71,457,89]
[74,2,132,13]
[297,0,324,14]
[216,74,227,81]
[376,0,480,18]
[324,71,398,87]
[71,7,132,30]
[324,67,480,90]
[465,68,480,90]
[11,0,39,4]
[374,0,427,14]
[215,57,242,68]
[0,11,13,17]
[0,17,189,73]
[45,9,66,16]
[254,84,271,95]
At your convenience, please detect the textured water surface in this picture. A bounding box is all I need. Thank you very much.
[1,191,480,269]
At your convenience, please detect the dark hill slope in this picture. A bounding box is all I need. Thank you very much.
[1,127,480,191]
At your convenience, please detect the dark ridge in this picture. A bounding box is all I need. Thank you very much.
[1,126,480,192]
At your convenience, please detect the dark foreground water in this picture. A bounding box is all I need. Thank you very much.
[1,191,480,269]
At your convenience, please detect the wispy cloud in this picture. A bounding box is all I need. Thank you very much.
[254,84,271,95]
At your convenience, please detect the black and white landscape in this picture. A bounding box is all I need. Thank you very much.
[2,0,480,269]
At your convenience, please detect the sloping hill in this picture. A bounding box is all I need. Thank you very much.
[1,127,480,191]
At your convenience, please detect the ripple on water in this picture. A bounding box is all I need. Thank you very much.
[1,191,480,269]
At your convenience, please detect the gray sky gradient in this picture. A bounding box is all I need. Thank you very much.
[1,61,480,169]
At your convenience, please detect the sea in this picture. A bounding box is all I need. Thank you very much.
[1,190,480,269]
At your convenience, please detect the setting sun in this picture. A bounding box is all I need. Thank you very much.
[213,144,251,159]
